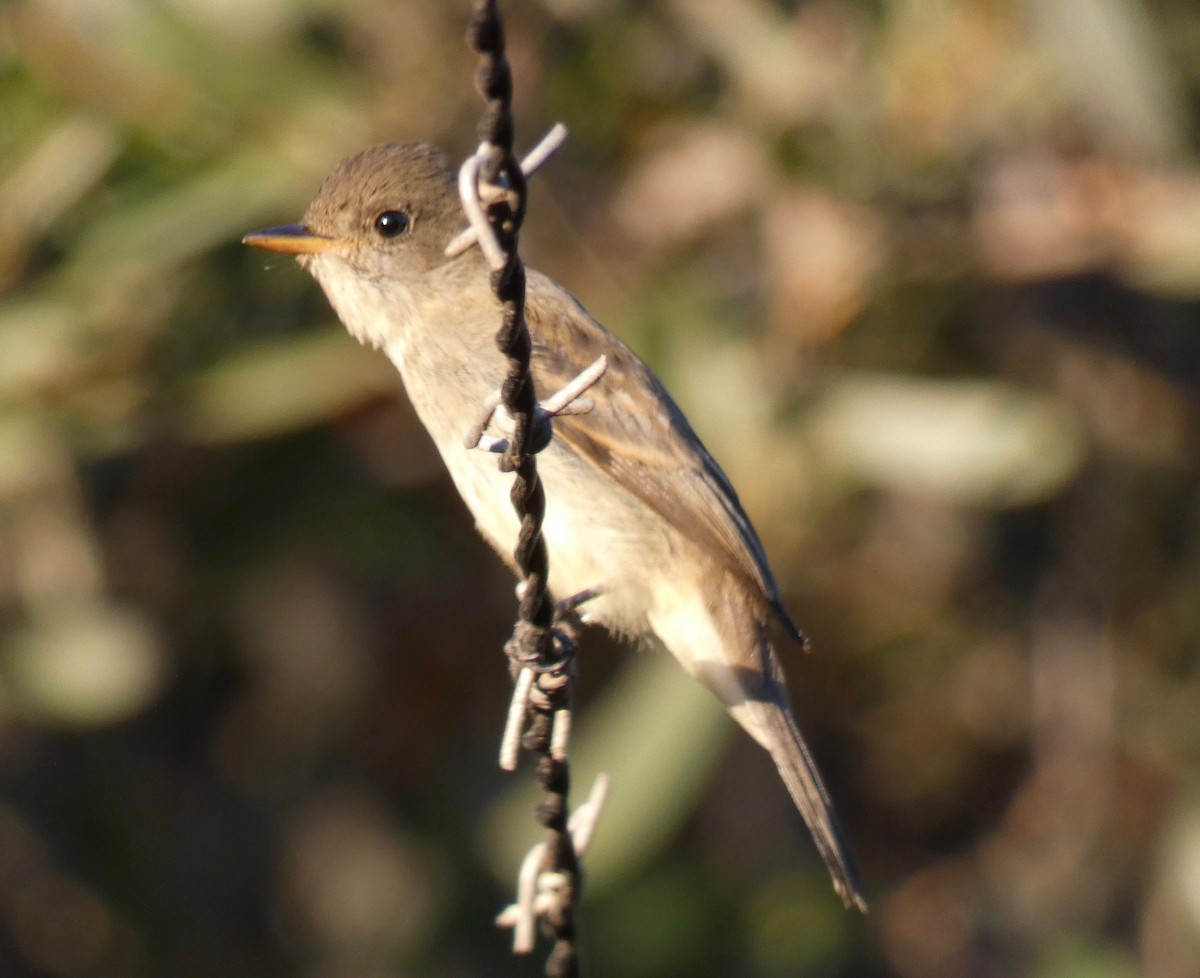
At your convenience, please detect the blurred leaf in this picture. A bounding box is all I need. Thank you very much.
[178,329,400,443]
[66,154,297,276]
[1030,938,1139,978]
[748,872,855,977]
[1124,171,1200,297]
[589,867,717,978]
[0,413,66,499]
[0,115,120,283]
[810,373,1087,506]
[0,302,84,404]
[1029,0,1188,160]
[1,600,168,727]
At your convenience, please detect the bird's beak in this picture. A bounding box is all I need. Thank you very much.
[242,224,346,254]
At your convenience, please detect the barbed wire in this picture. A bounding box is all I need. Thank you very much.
[459,3,606,975]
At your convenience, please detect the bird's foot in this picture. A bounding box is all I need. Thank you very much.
[553,587,601,642]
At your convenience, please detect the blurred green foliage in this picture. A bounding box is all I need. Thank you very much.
[2,0,1200,976]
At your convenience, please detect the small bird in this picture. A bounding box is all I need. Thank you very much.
[244,142,865,910]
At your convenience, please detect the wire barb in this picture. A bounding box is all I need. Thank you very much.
[496,775,610,955]
[456,149,509,271]
[499,666,536,772]
[464,354,608,455]
[446,123,569,260]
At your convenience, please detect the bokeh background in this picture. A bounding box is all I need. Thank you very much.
[3,0,1200,975]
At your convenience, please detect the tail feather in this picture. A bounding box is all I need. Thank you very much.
[751,696,868,911]
[646,590,866,910]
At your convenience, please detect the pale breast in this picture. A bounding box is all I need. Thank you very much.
[372,289,683,640]
[440,420,678,638]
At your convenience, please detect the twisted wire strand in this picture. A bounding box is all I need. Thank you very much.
[467,3,581,975]
[468,1,554,645]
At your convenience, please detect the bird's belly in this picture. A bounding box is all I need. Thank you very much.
[386,337,674,637]
[440,434,671,638]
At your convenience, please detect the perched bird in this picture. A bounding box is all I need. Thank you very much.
[244,142,866,910]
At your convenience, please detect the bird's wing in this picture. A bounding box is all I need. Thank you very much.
[525,276,804,642]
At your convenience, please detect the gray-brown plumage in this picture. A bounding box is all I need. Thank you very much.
[244,142,866,910]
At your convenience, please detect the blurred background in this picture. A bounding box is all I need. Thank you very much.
[2,0,1200,975]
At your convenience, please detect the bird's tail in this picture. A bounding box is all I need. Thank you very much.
[738,685,868,911]
[648,592,866,910]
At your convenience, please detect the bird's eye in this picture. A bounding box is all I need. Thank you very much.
[374,210,411,238]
